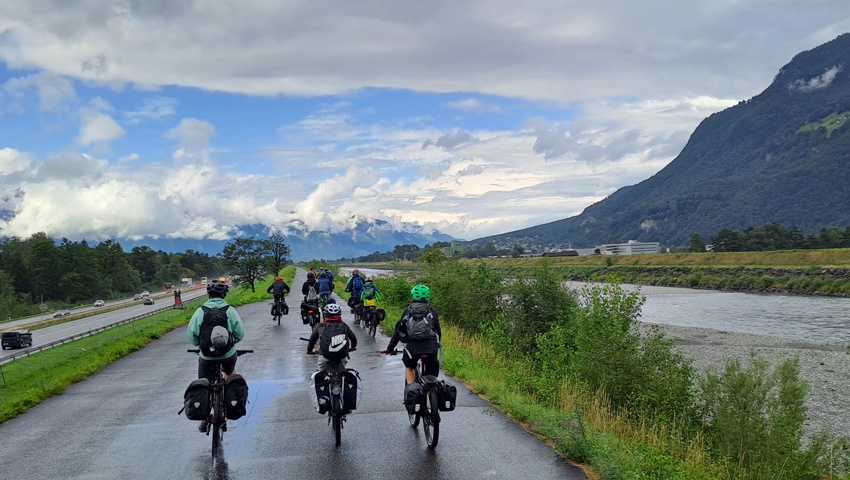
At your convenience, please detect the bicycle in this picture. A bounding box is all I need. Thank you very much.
[272,296,288,326]
[382,350,441,449]
[187,349,253,464]
[361,304,383,337]
[302,338,357,448]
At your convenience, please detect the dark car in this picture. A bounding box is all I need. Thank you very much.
[2,330,33,349]
[143,298,155,305]
[53,309,71,317]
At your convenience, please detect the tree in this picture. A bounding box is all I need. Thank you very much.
[222,237,265,292]
[688,234,706,253]
[262,232,291,276]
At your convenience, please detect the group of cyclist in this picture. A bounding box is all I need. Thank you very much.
[186,269,441,433]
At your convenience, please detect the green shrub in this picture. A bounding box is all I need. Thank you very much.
[696,354,847,478]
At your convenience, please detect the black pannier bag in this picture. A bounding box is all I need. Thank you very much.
[342,369,362,412]
[182,378,211,420]
[403,381,424,415]
[281,301,289,315]
[438,381,457,412]
[309,371,330,414]
[271,303,279,316]
[224,374,249,420]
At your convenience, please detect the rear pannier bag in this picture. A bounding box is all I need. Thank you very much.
[271,303,279,316]
[224,374,249,420]
[281,302,289,315]
[309,371,331,414]
[342,369,362,412]
[403,382,424,415]
[438,381,457,412]
[183,378,211,420]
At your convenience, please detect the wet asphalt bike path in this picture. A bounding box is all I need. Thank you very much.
[0,269,587,479]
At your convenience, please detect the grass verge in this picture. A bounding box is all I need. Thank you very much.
[0,266,295,424]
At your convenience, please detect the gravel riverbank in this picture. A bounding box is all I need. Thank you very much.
[643,322,850,438]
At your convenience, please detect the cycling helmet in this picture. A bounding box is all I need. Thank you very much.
[207,279,229,296]
[410,284,430,301]
[307,272,315,280]
[275,276,283,281]
[352,269,360,275]
[323,303,342,316]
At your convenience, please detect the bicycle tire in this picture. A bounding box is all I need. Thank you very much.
[332,396,342,448]
[368,315,377,337]
[211,388,223,461]
[424,389,440,449]
[409,411,420,427]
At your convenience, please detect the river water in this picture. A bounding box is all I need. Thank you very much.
[339,268,849,345]
[568,282,850,345]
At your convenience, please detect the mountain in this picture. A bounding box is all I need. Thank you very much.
[117,219,456,261]
[472,33,850,249]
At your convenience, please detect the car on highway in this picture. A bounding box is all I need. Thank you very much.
[133,293,142,300]
[2,330,33,349]
[93,300,105,307]
[53,309,72,317]
[141,291,150,297]
[143,298,155,305]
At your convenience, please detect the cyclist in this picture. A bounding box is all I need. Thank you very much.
[321,266,335,282]
[316,270,334,305]
[187,279,245,432]
[266,275,291,318]
[380,284,441,386]
[302,271,319,301]
[306,303,358,370]
[345,269,365,322]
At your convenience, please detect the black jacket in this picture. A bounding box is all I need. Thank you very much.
[267,279,291,297]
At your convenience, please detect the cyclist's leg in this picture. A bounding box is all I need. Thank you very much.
[401,350,418,385]
[422,354,440,377]
[219,355,238,382]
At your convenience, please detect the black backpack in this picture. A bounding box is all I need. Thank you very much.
[199,305,232,356]
[402,302,435,341]
[319,321,350,362]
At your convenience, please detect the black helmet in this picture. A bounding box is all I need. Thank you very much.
[207,279,229,296]
[307,272,316,280]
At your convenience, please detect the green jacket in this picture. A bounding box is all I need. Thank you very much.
[187,297,245,360]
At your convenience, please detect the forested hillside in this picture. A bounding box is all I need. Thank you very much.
[473,33,850,248]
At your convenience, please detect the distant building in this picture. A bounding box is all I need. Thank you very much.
[442,240,465,257]
[598,240,661,255]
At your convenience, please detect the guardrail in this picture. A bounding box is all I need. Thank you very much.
[0,297,205,366]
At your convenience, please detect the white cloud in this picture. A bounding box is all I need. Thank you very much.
[166,118,215,151]
[123,96,177,124]
[445,98,500,113]
[3,72,76,110]
[0,148,33,175]
[79,112,124,145]
[792,66,842,91]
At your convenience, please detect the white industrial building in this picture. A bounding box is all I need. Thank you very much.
[598,240,661,255]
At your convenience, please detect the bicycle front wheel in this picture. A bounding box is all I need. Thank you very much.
[424,389,440,449]
[211,393,223,461]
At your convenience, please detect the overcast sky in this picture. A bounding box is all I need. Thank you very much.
[1,1,849,244]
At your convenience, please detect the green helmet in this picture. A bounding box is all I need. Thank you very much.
[410,284,431,301]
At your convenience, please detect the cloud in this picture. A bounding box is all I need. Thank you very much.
[791,65,842,91]
[123,96,177,124]
[3,72,76,110]
[166,118,215,151]
[445,98,500,113]
[423,130,477,150]
[0,148,33,175]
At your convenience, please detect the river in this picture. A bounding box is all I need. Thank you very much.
[571,282,849,345]
[340,267,849,345]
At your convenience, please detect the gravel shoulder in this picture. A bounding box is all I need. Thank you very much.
[642,322,850,438]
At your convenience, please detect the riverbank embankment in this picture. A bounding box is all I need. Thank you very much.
[645,322,850,438]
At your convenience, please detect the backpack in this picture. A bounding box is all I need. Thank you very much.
[362,282,376,300]
[305,284,319,303]
[199,306,232,356]
[402,302,435,341]
[181,378,211,420]
[224,374,249,420]
[319,321,350,362]
[351,276,363,292]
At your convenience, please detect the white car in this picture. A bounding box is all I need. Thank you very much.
[93,300,105,307]
[141,291,150,297]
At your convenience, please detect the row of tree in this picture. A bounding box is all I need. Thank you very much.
[0,232,293,318]
[689,222,850,252]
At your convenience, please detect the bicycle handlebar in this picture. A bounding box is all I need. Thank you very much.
[186,349,254,355]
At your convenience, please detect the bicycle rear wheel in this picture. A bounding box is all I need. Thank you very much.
[332,396,342,448]
[211,390,223,461]
[424,389,440,449]
[368,314,377,337]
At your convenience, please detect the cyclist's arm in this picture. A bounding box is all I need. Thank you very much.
[267,284,274,294]
[431,308,442,338]
[187,308,203,346]
[385,321,403,351]
[228,308,245,344]
[306,328,320,352]
[283,283,291,294]
[345,323,358,349]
